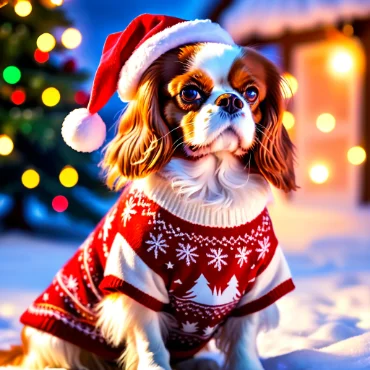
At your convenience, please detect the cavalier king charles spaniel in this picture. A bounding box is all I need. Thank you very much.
[1,42,296,370]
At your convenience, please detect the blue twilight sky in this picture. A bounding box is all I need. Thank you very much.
[62,0,213,121]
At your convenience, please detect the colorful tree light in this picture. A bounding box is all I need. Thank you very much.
[22,169,40,189]
[36,33,56,52]
[11,89,26,105]
[309,164,329,184]
[59,166,78,188]
[0,134,14,156]
[347,146,366,166]
[282,72,298,98]
[283,111,295,130]
[74,90,89,105]
[52,195,68,212]
[316,113,336,133]
[42,87,60,107]
[34,49,49,63]
[61,28,82,49]
[3,66,21,84]
[14,0,32,17]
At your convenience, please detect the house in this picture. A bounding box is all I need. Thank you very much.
[208,0,370,206]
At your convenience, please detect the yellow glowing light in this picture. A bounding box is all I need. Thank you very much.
[42,87,60,107]
[36,33,56,52]
[331,51,354,74]
[282,73,298,98]
[59,166,79,188]
[61,28,82,50]
[0,134,14,156]
[347,146,366,165]
[14,0,32,17]
[283,111,295,130]
[316,113,336,133]
[51,0,63,5]
[22,169,40,189]
[309,164,329,184]
[342,24,354,37]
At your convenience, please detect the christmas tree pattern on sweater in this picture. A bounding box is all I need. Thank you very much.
[21,183,294,361]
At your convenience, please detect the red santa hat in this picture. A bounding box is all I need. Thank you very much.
[61,13,235,152]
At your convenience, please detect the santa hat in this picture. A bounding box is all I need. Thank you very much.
[62,14,235,152]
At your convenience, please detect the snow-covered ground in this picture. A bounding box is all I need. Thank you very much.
[1,212,370,370]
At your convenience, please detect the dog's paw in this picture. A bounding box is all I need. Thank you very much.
[174,358,220,370]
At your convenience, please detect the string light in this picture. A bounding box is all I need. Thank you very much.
[11,90,26,105]
[59,166,79,188]
[42,87,60,107]
[347,146,366,165]
[34,49,49,63]
[22,169,40,189]
[14,0,32,17]
[331,51,353,74]
[282,72,298,98]
[3,66,21,84]
[52,195,68,212]
[0,135,14,156]
[36,33,56,52]
[309,164,329,184]
[316,113,336,133]
[61,28,82,49]
[283,111,295,130]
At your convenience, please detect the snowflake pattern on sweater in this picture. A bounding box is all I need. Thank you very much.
[21,183,294,361]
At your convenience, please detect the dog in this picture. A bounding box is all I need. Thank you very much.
[0,15,297,370]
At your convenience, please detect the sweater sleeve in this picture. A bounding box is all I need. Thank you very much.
[232,246,295,317]
[99,232,169,312]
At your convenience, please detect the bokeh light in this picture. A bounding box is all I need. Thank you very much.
[342,24,354,37]
[22,169,40,189]
[74,90,89,105]
[14,0,32,17]
[316,113,336,133]
[347,146,366,165]
[34,49,49,63]
[36,33,56,52]
[59,166,79,188]
[309,164,329,184]
[283,111,295,130]
[11,90,26,105]
[331,51,353,74]
[0,135,14,156]
[52,195,68,212]
[61,28,82,49]
[51,0,63,5]
[282,72,298,98]
[42,87,60,107]
[3,66,21,84]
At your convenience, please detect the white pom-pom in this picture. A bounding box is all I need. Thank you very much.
[61,108,106,152]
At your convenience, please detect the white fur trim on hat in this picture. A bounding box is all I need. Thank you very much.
[118,19,235,102]
[61,108,106,152]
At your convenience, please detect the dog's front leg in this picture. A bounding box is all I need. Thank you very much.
[97,293,171,370]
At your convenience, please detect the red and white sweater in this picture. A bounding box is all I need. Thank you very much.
[21,175,294,361]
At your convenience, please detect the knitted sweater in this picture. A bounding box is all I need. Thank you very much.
[20,175,294,361]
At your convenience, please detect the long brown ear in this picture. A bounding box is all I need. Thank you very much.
[254,58,298,192]
[102,60,173,190]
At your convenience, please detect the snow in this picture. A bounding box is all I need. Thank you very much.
[1,204,370,370]
[219,0,370,42]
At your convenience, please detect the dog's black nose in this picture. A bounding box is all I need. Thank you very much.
[215,93,244,114]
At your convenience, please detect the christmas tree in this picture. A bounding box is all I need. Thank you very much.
[0,0,112,230]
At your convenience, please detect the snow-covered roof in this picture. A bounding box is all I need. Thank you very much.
[219,0,370,42]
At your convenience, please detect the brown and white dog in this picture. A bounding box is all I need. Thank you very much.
[0,29,297,370]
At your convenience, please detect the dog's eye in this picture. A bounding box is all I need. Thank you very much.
[180,88,201,103]
[244,86,259,103]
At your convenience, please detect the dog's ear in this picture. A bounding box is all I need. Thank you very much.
[102,60,173,190]
[253,56,298,192]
